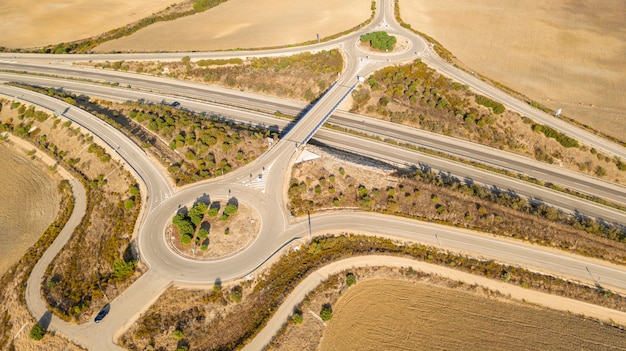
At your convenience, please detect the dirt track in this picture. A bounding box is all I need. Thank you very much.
[400,0,626,141]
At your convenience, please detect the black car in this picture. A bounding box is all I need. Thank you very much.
[94,308,109,323]
[171,101,181,107]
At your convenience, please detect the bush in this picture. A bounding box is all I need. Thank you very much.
[113,259,135,279]
[223,203,238,216]
[29,323,46,340]
[475,95,505,114]
[173,329,184,340]
[346,273,357,286]
[181,234,192,245]
[292,312,303,324]
[320,304,333,322]
[197,228,209,239]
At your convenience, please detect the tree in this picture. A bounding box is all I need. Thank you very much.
[29,323,46,340]
[346,273,357,287]
[223,203,238,216]
[320,303,333,322]
[188,202,207,227]
[113,259,135,279]
[197,228,209,239]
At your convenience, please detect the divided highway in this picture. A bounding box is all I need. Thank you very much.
[1,0,626,349]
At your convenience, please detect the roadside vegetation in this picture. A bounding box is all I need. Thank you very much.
[0,101,141,322]
[9,84,271,186]
[120,233,626,350]
[350,59,626,183]
[289,149,626,264]
[90,49,343,103]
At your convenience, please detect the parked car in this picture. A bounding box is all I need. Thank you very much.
[94,306,109,323]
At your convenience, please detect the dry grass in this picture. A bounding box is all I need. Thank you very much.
[400,0,626,142]
[0,140,60,275]
[0,0,175,48]
[318,278,626,351]
[94,0,372,52]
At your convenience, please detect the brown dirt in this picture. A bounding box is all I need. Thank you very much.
[0,140,60,275]
[169,199,260,259]
[318,278,626,351]
[0,0,175,48]
[400,0,626,142]
[94,0,372,52]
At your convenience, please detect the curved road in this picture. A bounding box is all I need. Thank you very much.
[3,0,626,349]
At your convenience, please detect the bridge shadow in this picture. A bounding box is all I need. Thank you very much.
[37,310,52,331]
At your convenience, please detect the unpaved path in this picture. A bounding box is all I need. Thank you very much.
[243,255,626,351]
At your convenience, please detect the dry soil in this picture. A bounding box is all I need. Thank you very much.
[400,0,626,141]
[319,278,626,351]
[0,140,59,275]
[0,0,175,48]
[94,0,372,52]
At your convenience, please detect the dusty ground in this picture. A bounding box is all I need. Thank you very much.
[94,0,372,52]
[317,278,626,351]
[169,199,260,259]
[0,0,175,48]
[0,141,60,275]
[400,0,626,141]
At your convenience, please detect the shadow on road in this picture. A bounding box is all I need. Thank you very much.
[38,310,52,330]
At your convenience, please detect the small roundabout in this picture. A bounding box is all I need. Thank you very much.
[167,196,261,261]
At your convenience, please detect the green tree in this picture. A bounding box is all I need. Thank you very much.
[113,259,135,279]
[223,203,238,216]
[29,323,46,340]
[173,329,184,340]
[346,273,357,287]
[320,304,333,322]
[197,228,209,239]
[188,202,207,227]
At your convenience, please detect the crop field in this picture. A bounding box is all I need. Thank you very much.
[0,140,59,275]
[401,0,626,141]
[319,279,626,351]
[94,0,371,52]
[0,0,174,48]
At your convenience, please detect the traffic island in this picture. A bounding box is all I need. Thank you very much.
[167,197,260,260]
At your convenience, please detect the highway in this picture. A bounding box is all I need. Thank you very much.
[2,0,626,350]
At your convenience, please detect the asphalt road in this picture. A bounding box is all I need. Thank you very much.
[3,0,626,349]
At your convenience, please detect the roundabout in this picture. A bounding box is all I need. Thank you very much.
[167,197,261,261]
[7,0,626,350]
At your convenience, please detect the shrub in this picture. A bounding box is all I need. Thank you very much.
[230,286,243,303]
[223,203,238,216]
[113,259,135,279]
[292,312,303,324]
[197,228,209,239]
[173,329,184,340]
[181,234,192,245]
[346,273,357,286]
[475,95,505,114]
[320,304,333,321]
[29,323,46,340]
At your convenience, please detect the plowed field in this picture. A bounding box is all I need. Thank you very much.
[320,279,626,351]
[0,143,59,274]
[401,0,626,141]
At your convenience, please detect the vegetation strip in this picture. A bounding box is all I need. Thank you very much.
[121,234,626,350]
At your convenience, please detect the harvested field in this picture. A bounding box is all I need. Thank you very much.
[0,0,174,48]
[400,0,626,141]
[95,0,371,52]
[319,279,626,351]
[0,141,59,275]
